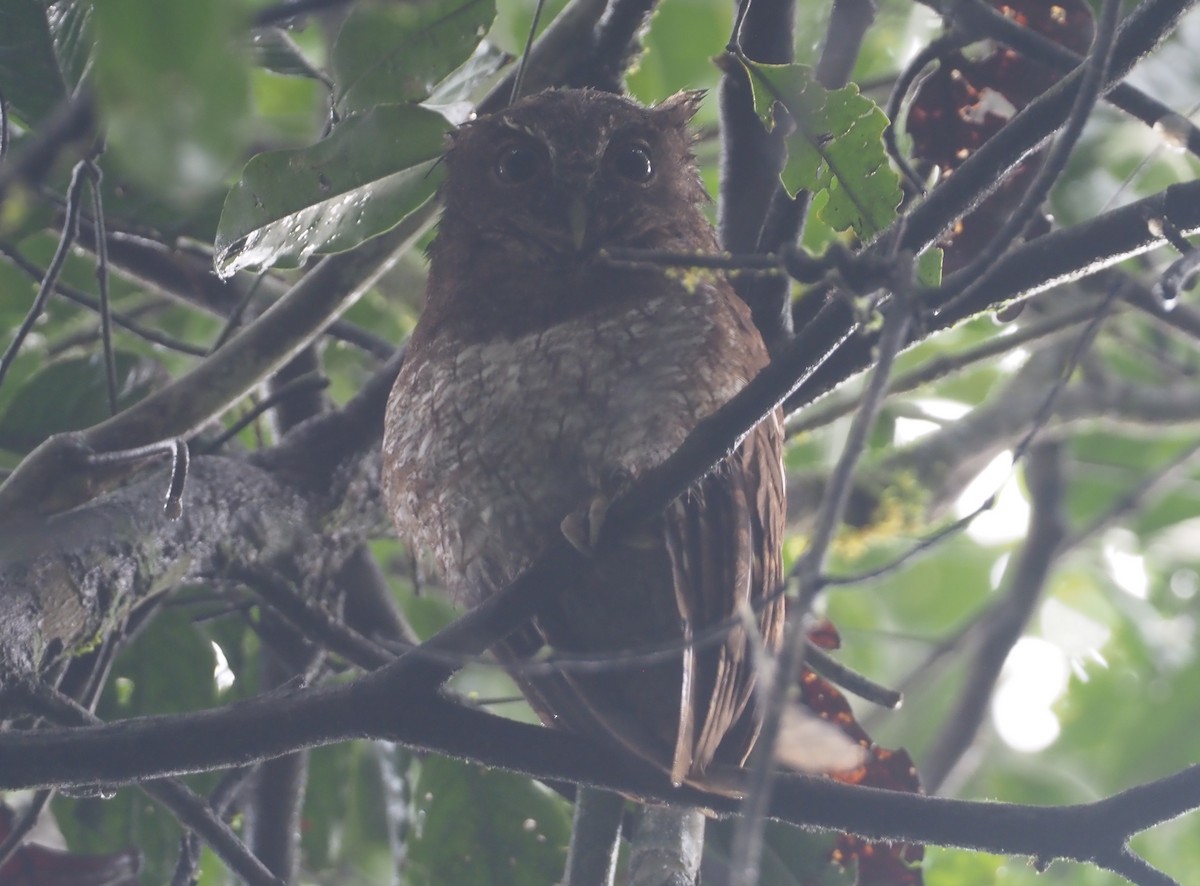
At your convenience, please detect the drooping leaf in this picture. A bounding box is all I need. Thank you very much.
[214,103,450,278]
[332,0,496,114]
[92,0,252,203]
[0,351,165,454]
[406,757,570,886]
[743,61,902,241]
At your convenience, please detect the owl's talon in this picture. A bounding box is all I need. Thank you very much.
[561,493,612,556]
[561,511,592,555]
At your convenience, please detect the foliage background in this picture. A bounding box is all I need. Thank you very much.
[0,0,1198,884]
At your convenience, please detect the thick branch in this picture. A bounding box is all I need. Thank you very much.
[0,457,320,678]
[0,686,1194,883]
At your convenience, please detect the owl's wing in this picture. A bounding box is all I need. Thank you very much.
[663,406,786,784]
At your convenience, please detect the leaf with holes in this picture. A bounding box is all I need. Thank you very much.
[214,104,450,278]
[744,61,901,241]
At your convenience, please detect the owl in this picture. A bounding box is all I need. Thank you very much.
[382,88,785,788]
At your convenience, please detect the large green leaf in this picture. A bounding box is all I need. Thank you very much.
[406,756,570,885]
[214,103,449,277]
[93,0,252,203]
[0,0,89,125]
[0,351,165,454]
[743,61,902,240]
[332,0,496,114]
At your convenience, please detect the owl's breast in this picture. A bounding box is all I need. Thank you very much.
[382,286,756,605]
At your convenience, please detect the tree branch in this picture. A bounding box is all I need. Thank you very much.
[921,442,1067,792]
[0,685,1193,884]
[565,788,626,886]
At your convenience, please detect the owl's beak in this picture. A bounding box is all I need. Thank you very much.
[567,197,588,251]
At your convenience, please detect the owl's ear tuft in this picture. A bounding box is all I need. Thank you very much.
[654,90,706,129]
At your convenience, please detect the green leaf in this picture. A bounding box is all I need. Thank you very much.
[54,789,185,886]
[424,41,513,122]
[250,27,332,82]
[743,61,902,240]
[93,0,252,203]
[303,742,399,877]
[47,0,94,92]
[332,0,496,114]
[917,247,944,288]
[102,609,220,717]
[53,610,225,884]
[0,0,87,124]
[0,351,165,454]
[705,819,852,885]
[407,757,570,885]
[214,103,449,277]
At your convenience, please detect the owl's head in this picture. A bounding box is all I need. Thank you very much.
[434,88,712,259]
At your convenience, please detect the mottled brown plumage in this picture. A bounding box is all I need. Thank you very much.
[382,88,785,786]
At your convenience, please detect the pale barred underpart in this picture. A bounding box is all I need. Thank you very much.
[383,283,753,608]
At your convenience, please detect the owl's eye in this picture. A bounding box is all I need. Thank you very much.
[609,142,653,183]
[494,143,544,184]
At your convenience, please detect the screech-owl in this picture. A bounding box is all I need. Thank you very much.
[382,88,785,787]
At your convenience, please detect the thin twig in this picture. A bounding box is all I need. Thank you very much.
[210,271,269,354]
[0,243,208,356]
[510,0,551,104]
[83,156,119,416]
[0,161,90,391]
[0,789,53,870]
[787,300,1098,436]
[731,292,913,886]
[13,682,283,886]
[202,373,331,453]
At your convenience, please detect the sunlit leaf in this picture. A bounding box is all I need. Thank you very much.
[214,103,450,278]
